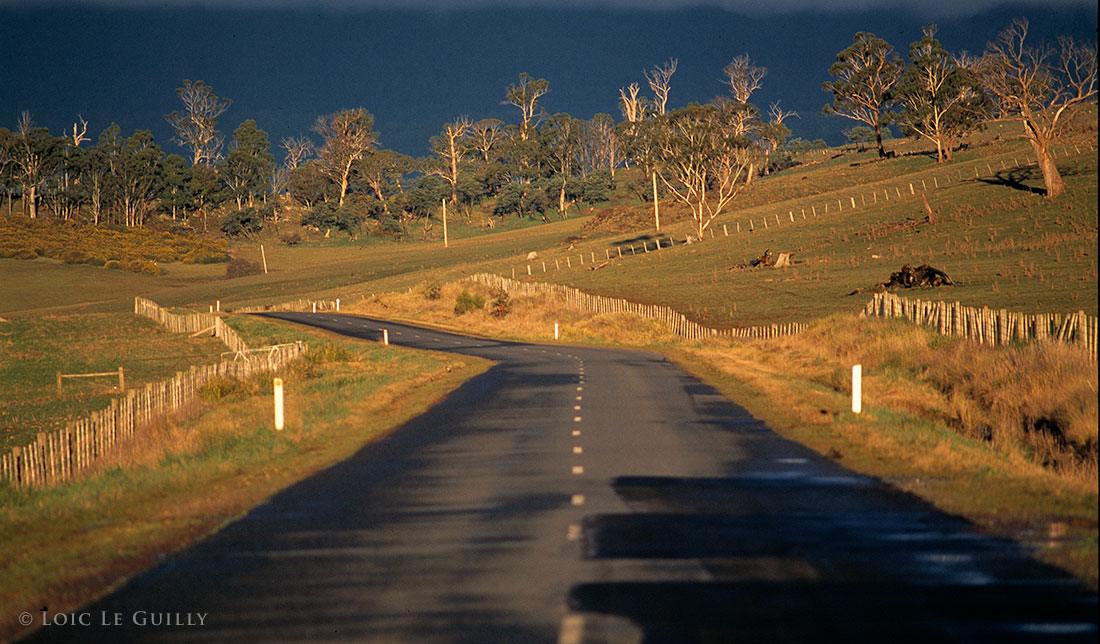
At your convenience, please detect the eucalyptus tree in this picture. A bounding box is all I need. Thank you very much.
[654,101,754,239]
[313,108,378,206]
[504,73,550,142]
[220,119,275,209]
[541,113,580,216]
[159,154,192,220]
[13,112,62,219]
[823,32,905,158]
[116,130,165,227]
[0,128,14,215]
[756,103,798,175]
[894,25,990,163]
[164,80,232,167]
[976,18,1097,198]
[429,116,472,206]
[356,148,416,215]
[469,118,507,163]
[579,113,619,180]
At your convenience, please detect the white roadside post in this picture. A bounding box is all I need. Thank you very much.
[383,329,389,345]
[336,298,340,312]
[554,323,560,340]
[273,378,285,431]
[852,364,862,414]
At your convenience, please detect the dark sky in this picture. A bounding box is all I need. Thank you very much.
[1,1,1095,160]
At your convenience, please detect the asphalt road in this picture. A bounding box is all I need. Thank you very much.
[23,313,1097,643]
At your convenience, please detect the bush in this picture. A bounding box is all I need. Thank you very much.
[104,260,122,270]
[225,257,264,279]
[454,290,485,315]
[489,290,511,318]
[281,232,302,246]
[301,202,365,236]
[220,207,265,238]
[423,283,443,300]
[13,248,37,260]
[122,258,162,275]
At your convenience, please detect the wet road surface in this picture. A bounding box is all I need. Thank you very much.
[22,312,1097,643]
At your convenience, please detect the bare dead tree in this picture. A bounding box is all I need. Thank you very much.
[977,19,1097,197]
[281,135,315,171]
[164,80,232,167]
[644,58,678,116]
[618,82,647,123]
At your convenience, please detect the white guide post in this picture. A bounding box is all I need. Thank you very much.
[273,378,285,431]
[852,364,862,414]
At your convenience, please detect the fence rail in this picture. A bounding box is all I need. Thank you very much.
[862,291,1097,359]
[1,299,305,488]
[468,273,806,341]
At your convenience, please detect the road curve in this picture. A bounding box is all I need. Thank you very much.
[21,313,1097,643]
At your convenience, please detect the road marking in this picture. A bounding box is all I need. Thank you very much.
[571,494,585,506]
[577,386,583,391]
[559,615,584,644]
[573,446,583,454]
[566,524,582,541]
[573,416,582,422]
[572,430,581,437]
[573,405,581,410]
[576,396,582,401]
[572,465,584,475]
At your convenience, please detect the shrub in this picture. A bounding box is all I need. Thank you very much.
[60,250,87,264]
[104,260,122,270]
[423,283,443,300]
[13,248,37,260]
[225,257,264,279]
[489,290,511,318]
[454,290,485,315]
[122,258,162,275]
[220,207,265,238]
[281,231,303,246]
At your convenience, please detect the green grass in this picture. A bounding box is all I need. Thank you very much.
[0,313,227,451]
[0,318,490,643]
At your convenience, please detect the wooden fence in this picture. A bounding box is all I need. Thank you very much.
[0,300,305,488]
[862,291,1097,360]
[233,298,340,315]
[468,273,806,341]
[134,296,249,353]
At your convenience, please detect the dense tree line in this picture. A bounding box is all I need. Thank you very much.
[0,18,1092,244]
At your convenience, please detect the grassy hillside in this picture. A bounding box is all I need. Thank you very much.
[2,116,1094,329]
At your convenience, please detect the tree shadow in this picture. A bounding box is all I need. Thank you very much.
[977,167,1046,195]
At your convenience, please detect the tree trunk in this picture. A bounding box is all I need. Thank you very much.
[28,185,37,219]
[874,123,886,158]
[1030,138,1065,198]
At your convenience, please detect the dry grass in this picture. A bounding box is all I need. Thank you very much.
[349,276,1098,585]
